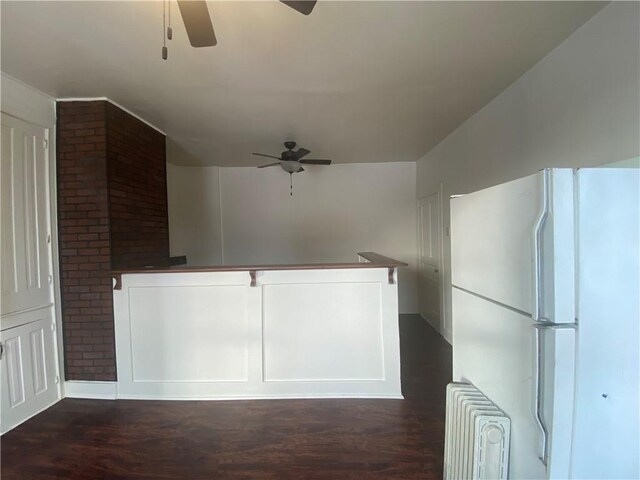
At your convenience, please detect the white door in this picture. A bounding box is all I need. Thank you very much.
[1,113,60,433]
[418,192,441,326]
[1,115,52,315]
[0,316,59,432]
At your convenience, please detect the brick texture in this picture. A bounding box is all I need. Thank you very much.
[56,101,168,381]
[106,103,169,269]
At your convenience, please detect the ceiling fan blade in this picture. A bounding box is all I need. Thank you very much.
[252,152,282,160]
[299,159,332,165]
[280,0,317,15]
[293,148,311,160]
[177,1,217,47]
[258,162,281,168]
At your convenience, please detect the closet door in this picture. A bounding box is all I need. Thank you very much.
[1,113,52,316]
[1,113,60,433]
[1,315,59,432]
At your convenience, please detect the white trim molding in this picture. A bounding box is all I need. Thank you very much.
[64,381,117,400]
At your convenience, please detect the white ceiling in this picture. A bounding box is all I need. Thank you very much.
[1,1,605,166]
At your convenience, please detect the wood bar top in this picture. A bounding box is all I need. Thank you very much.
[113,252,407,275]
[111,252,407,289]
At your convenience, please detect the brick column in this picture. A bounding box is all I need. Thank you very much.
[56,100,168,381]
[57,101,116,381]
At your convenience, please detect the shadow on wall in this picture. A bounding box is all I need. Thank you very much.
[166,155,223,266]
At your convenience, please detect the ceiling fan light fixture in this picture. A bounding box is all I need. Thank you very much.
[281,161,303,173]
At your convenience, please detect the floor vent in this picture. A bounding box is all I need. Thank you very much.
[444,382,511,480]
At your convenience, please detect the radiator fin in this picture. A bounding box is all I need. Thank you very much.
[444,382,511,479]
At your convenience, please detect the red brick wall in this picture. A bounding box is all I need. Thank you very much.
[57,101,115,381]
[106,103,169,269]
[56,101,168,381]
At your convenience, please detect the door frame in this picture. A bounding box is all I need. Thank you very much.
[417,183,446,336]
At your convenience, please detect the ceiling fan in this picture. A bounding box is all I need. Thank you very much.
[176,0,318,49]
[253,141,332,195]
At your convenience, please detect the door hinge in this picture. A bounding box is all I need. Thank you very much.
[47,233,51,244]
[51,322,56,332]
[48,275,53,284]
[43,139,48,149]
[0,342,4,360]
[54,375,60,384]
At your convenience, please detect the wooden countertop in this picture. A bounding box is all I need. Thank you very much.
[111,252,407,289]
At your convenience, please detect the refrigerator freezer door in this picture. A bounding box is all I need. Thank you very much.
[451,169,576,323]
[451,172,542,314]
[571,168,640,479]
[453,287,575,479]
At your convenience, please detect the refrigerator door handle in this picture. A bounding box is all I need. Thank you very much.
[532,321,577,467]
[532,169,550,321]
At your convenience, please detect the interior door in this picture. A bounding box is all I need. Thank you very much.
[1,114,51,315]
[0,316,59,432]
[1,113,60,433]
[418,192,441,325]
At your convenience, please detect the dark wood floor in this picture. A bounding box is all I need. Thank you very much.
[1,314,452,479]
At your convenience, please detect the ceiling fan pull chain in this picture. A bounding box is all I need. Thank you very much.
[167,0,173,40]
[162,0,168,59]
[290,173,293,196]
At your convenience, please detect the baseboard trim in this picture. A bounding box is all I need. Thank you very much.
[114,393,405,401]
[62,381,404,401]
[64,381,117,400]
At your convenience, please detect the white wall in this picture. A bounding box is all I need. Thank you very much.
[166,163,223,266]
[167,162,419,313]
[220,163,418,313]
[416,2,640,341]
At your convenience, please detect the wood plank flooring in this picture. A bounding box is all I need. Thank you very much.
[1,314,451,479]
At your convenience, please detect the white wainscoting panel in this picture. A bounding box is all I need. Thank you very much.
[129,286,249,382]
[263,282,384,382]
[113,269,402,400]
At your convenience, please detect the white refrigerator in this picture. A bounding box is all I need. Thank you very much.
[450,168,639,479]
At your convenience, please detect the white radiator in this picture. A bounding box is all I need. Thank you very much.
[444,382,511,480]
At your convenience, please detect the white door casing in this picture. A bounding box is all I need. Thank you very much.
[418,191,443,330]
[1,113,61,434]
